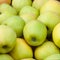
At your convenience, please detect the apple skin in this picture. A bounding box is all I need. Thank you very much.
[0,25,16,53]
[10,38,33,60]
[0,54,14,60]
[0,3,17,15]
[21,58,35,60]
[12,0,32,12]
[0,3,17,24]
[2,16,25,37]
[0,0,11,4]
[32,0,54,10]
[44,54,60,60]
[52,23,60,48]
[37,12,60,38]
[34,41,60,60]
[23,20,47,46]
[0,13,14,24]
[40,0,60,15]
[19,6,39,23]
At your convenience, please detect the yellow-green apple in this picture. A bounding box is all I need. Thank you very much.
[2,16,25,37]
[19,6,39,23]
[44,54,60,60]
[34,41,60,60]
[0,13,14,24]
[0,25,16,53]
[0,3,17,15]
[40,0,60,14]
[0,54,14,60]
[23,20,47,46]
[32,0,54,10]
[37,12,60,38]
[21,58,35,60]
[52,23,60,48]
[10,38,33,60]
[12,0,32,12]
[0,3,17,24]
[0,0,11,4]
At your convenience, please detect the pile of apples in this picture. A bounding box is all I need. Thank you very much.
[0,0,60,60]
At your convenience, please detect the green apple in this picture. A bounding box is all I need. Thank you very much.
[0,3,17,15]
[0,25,16,53]
[0,0,11,4]
[32,0,54,10]
[12,0,32,12]
[10,38,33,60]
[40,0,60,14]
[2,16,25,37]
[0,54,14,60]
[44,54,60,60]
[23,20,47,46]
[0,13,14,24]
[21,58,35,60]
[0,3,17,24]
[19,6,39,23]
[52,23,60,48]
[37,12,60,38]
[34,41,60,60]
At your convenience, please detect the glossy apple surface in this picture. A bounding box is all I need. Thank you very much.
[52,23,60,48]
[10,38,33,60]
[0,25,16,53]
[23,20,47,46]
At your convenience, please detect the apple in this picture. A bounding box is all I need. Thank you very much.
[37,12,60,38]
[19,6,39,23]
[52,23,60,48]
[2,16,25,37]
[0,3,17,24]
[0,3,17,15]
[23,20,47,46]
[0,25,16,53]
[12,0,32,12]
[0,13,14,24]
[0,0,11,4]
[40,0,60,15]
[32,0,54,10]
[10,38,33,60]
[34,41,60,60]
[21,58,35,60]
[44,54,60,60]
[0,54,14,60]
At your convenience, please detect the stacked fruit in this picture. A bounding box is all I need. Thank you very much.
[0,0,60,60]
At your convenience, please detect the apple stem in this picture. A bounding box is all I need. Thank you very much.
[32,37,36,42]
[2,45,8,49]
[0,12,1,14]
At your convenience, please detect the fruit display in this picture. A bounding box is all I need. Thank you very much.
[0,0,60,60]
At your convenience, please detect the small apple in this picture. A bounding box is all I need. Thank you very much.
[10,38,33,60]
[23,20,47,46]
[19,6,39,23]
[0,3,17,15]
[0,25,16,53]
[0,0,11,4]
[12,0,32,12]
[44,54,60,60]
[40,0,60,15]
[52,23,60,48]
[32,0,54,10]
[2,16,25,37]
[37,12,60,38]
[0,54,14,60]
[21,58,35,60]
[34,41,60,60]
